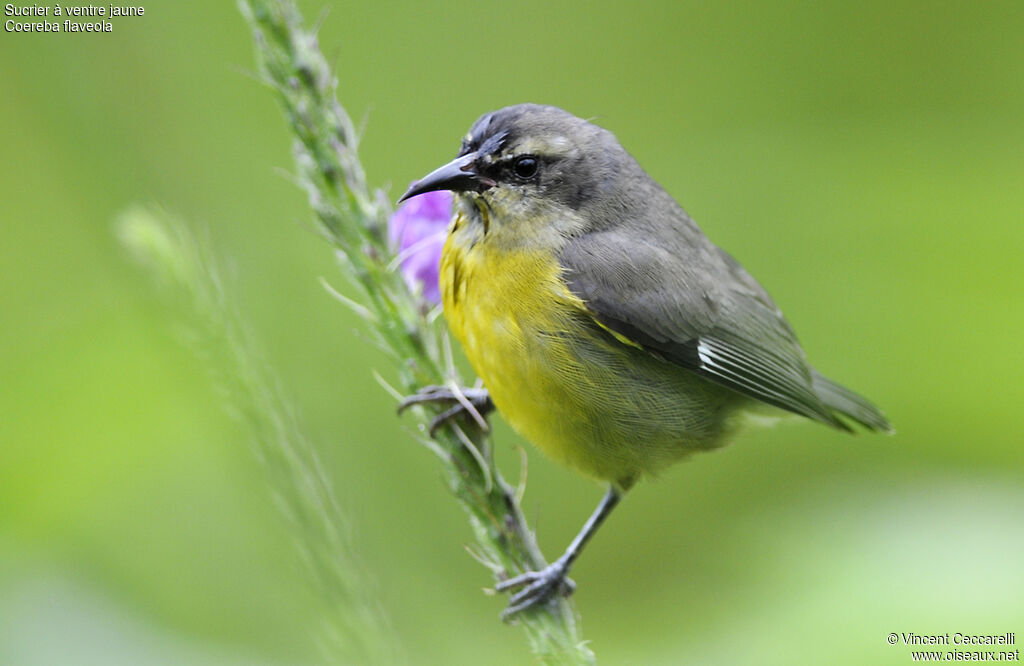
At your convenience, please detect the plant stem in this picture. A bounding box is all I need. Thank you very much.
[238,0,595,663]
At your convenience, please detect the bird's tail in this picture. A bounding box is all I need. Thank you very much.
[811,370,893,433]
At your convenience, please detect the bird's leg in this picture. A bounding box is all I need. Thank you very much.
[496,485,621,619]
[397,384,494,436]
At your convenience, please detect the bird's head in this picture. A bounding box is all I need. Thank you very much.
[401,104,632,243]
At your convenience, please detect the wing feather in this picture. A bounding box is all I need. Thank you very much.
[559,224,850,430]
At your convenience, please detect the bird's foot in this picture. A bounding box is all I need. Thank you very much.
[397,385,493,436]
[495,558,576,620]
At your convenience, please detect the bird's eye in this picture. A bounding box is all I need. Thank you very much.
[512,156,539,180]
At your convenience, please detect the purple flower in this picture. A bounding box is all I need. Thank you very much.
[389,188,452,305]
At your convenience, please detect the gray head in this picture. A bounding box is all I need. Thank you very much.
[400,104,643,220]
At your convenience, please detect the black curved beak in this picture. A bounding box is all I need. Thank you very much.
[398,151,494,203]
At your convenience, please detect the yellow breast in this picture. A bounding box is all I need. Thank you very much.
[441,210,588,453]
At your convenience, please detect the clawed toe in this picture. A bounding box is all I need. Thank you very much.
[496,562,575,619]
[397,385,452,412]
[398,385,493,435]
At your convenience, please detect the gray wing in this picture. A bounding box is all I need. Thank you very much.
[559,222,852,431]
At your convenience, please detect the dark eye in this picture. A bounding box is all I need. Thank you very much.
[512,155,539,180]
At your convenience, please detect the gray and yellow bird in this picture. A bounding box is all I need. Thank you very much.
[400,103,891,617]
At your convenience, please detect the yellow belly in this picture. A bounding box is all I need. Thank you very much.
[441,216,744,487]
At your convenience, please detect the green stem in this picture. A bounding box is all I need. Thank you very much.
[238,0,595,663]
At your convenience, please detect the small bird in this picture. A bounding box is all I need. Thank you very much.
[399,103,891,617]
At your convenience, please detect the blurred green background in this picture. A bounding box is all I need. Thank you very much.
[2,1,1022,664]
